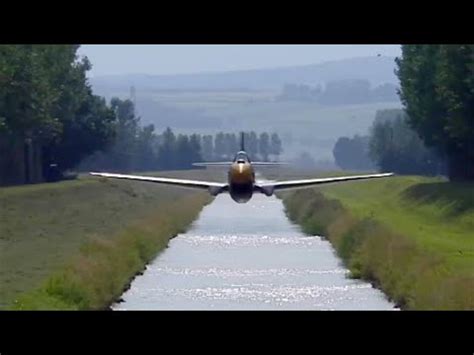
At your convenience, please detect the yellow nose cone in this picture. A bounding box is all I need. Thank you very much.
[230,163,254,184]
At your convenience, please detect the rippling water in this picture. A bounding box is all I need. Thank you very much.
[113,191,395,310]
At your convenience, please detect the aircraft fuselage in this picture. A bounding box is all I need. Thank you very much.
[228,155,255,203]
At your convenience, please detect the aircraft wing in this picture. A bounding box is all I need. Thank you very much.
[255,172,394,194]
[193,162,287,167]
[192,162,232,167]
[90,172,227,195]
[250,162,288,166]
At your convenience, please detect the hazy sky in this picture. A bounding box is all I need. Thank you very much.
[79,45,401,77]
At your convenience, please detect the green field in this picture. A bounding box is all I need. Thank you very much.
[0,171,213,309]
[280,174,474,309]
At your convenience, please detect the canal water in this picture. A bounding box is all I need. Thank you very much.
[113,191,395,310]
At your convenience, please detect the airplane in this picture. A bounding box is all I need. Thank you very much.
[90,133,394,203]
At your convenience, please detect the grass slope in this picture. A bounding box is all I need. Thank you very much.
[0,172,212,309]
[280,175,474,309]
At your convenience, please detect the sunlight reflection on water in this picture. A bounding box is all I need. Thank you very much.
[113,193,396,310]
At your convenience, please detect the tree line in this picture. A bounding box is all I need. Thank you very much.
[277,80,399,105]
[333,45,473,181]
[0,45,116,185]
[202,131,282,162]
[333,109,445,175]
[81,118,284,172]
[0,45,284,186]
[396,45,473,181]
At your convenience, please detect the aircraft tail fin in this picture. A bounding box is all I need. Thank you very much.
[240,132,245,151]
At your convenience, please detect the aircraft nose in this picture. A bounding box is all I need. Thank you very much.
[231,162,253,184]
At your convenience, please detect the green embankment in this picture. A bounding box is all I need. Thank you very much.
[280,175,473,310]
[0,172,212,310]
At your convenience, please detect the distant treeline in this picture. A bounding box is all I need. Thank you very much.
[333,109,445,175]
[333,134,374,171]
[79,99,201,172]
[333,45,473,181]
[277,80,399,105]
[80,108,284,172]
[205,131,283,162]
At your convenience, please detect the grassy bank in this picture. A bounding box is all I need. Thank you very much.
[0,172,212,310]
[280,175,473,309]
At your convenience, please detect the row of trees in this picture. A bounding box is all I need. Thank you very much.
[333,45,473,181]
[80,114,203,172]
[333,135,374,171]
[396,45,474,181]
[368,109,444,175]
[0,45,116,185]
[277,80,399,105]
[201,131,283,161]
[81,118,284,172]
[333,109,446,175]
[0,45,285,185]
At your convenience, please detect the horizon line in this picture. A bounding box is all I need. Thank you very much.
[87,55,398,79]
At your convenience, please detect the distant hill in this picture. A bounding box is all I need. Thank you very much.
[90,56,399,93]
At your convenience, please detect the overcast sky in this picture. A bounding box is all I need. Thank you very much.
[79,45,401,77]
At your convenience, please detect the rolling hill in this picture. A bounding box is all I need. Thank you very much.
[90,56,399,93]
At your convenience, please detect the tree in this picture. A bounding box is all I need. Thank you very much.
[189,133,202,163]
[201,134,214,161]
[214,132,226,160]
[157,127,176,170]
[333,135,374,170]
[368,109,444,175]
[270,133,283,160]
[104,98,140,171]
[0,45,117,184]
[42,46,116,173]
[135,124,157,171]
[259,132,270,161]
[0,46,62,184]
[246,131,259,160]
[223,133,234,159]
[175,134,191,169]
[435,45,474,180]
[0,46,61,142]
[396,45,474,180]
[228,133,238,157]
[44,93,116,174]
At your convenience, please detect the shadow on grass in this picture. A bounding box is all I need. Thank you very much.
[402,181,474,216]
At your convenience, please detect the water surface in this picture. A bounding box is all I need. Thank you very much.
[113,192,395,310]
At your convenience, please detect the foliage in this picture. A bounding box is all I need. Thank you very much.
[0,45,116,185]
[277,80,399,104]
[368,109,445,175]
[333,134,374,170]
[396,45,474,180]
